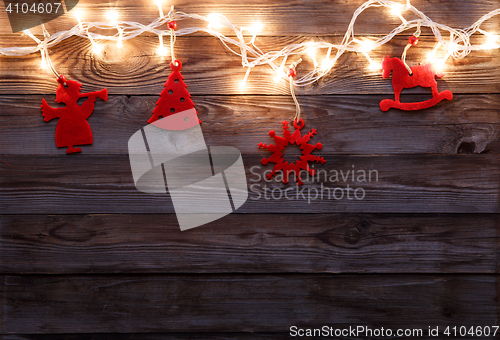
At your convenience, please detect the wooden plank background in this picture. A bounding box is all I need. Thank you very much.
[1,0,500,338]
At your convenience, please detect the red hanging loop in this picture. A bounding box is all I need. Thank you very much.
[293,118,305,129]
[171,59,182,71]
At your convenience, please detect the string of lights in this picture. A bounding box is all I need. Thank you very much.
[1,0,499,89]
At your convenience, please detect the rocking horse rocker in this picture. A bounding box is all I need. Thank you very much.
[379,56,453,111]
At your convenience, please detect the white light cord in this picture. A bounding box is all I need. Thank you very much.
[1,0,499,87]
[41,24,60,78]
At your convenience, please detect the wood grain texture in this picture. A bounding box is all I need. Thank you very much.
[1,335,302,340]
[0,214,498,274]
[0,154,498,214]
[0,276,3,334]
[1,0,499,336]
[0,335,363,340]
[1,0,499,36]
[0,330,492,340]
[7,335,480,340]
[2,274,497,334]
[1,94,499,156]
[0,36,499,95]
[0,336,287,340]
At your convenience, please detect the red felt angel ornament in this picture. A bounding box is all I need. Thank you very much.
[41,75,107,154]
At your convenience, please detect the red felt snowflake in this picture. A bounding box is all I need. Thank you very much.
[258,119,325,186]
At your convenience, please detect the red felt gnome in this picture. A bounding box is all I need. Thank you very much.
[41,75,107,154]
[148,60,201,125]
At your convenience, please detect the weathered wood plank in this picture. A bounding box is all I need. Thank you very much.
[0,36,499,95]
[0,154,497,214]
[0,213,498,274]
[7,334,471,340]
[0,335,282,340]
[0,276,3,334]
[2,274,497,334]
[0,331,487,340]
[0,94,498,156]
[0,0,498,36]
[2,335,402,340]
[2,335,306,340]
[0,335,299,340]
[0,1,498,339]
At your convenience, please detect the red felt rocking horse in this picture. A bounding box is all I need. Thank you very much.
[379,56,453,111]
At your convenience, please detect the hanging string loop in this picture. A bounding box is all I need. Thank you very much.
[401,20,421,75]
[288,58,302,122]
[168,5,178,67]
[40,24,62,82]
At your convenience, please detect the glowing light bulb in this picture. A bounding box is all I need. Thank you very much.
[432,59,446,72]
[157,46,168,56]
[74,10,82,20]
[157,35,167,56]
[249,22,262,36]
[426,42,441,63]
[74,10,84,31]
[368,60,381,70]
[390,3,404,16]
[426,52,434,62]
[360,39,375,53]
[321,46,333,71]
[208,13,223,29]
[107,10,118,24]
[483,33,498,49]
[306,43,319,68]
[274,71,285,82]
[155,0,164,18]
[477,29,497,50]
[307,43,316,58]
[93,43,102,55]
[39,47,48,69]
[321,59,334,71]
[240,67,251,89]
[107,11,122,48]
[249,22,262,44]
